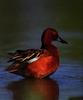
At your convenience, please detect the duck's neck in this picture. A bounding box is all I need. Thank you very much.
[41,41,50,49]
[41,42,57,51]
[41,37,58,55]
[41,42,59,60]
[41,41,59,65]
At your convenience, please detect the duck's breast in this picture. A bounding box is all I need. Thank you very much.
[26,50,59,78]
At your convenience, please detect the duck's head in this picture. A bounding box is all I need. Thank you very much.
[41,28,68,48]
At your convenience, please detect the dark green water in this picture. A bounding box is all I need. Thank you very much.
[0,0,83,100]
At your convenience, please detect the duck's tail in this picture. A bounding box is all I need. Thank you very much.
[6,50,27,76]
[6,62,27,76]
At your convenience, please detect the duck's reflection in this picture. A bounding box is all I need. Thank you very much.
[7,78,59,100]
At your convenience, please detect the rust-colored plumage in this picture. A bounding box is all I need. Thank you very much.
[6,28,68,79]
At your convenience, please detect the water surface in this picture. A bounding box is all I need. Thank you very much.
[0,0,83,100]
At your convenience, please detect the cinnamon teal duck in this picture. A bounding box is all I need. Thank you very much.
[6,28,68,79]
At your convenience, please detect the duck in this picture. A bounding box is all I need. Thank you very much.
[6,28,68,79]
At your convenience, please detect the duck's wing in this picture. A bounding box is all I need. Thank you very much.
[6,49,44,75]
[8,49,43,63]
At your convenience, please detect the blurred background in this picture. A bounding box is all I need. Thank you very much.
[0,1,83,100]
[0,0,83,65]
